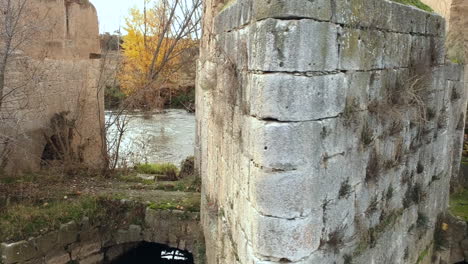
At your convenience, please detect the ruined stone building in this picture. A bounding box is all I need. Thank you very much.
[0,0,105,173]
[196,0,467,263]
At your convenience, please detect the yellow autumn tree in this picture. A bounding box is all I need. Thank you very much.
[119,0,201,108]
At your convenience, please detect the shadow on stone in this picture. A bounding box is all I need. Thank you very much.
[110,242,193,264]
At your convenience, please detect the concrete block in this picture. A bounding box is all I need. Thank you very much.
[250,18,339,72]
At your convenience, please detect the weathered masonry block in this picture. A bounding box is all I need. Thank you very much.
[196,0,468,263]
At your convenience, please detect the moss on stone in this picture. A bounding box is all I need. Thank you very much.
[450,189,468,221]
[391,0,433,12]
[416,245,430,264]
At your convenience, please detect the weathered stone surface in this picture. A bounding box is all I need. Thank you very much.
[382,32,412,68]
[248,73,346,121]
[35,231,59,255]
[1,240,39,264]
[339,28,385,70]
[105,245,125,262]
[251,211,321,262]
[250,18,339,72]
[58,221,79,246]
[248,167,316,219]
[198,0,468,263]
[78,253,103,264]
[214,0,252,34]
[0,0,105,174]
[115,225,142,244]
[45,250,70,264]
[252,0,332,21]
[70,241,101,260]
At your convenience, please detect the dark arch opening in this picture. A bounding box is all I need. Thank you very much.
[110,242,193,264]
[41,135,64,165]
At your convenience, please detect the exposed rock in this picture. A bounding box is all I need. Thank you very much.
[1,240,39,264]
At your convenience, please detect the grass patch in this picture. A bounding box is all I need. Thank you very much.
[155,177,201,192]
[135,163,179,176]
[0,195,150,242]
[0,196,102,242]
[391,0,433,12]
[148,195,200,212]
[450,189,468,221]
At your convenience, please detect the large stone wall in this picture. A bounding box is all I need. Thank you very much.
[196,0,468,263]
[0,0,105,173]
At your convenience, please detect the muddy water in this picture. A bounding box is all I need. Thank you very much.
[106,109,195,167]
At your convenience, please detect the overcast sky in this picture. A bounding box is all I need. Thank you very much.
[92,0,145,34]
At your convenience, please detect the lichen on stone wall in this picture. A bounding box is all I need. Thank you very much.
[197,0,467,263]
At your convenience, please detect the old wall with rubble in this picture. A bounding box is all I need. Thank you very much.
[0,205,202,264]
[0,0,105,173]
[196,0,468,263]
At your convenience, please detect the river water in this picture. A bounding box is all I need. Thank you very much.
[105,109,195,167]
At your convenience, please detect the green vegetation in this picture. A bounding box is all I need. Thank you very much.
[105,85,126,109]
[450,189,468,220]
[391,0,433,12]
[167,88,195,110]
[0,196,102,242]
[155,178,201,192]
[416,246,430,264]
[135,163,179,175]
[148,195,200,212]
